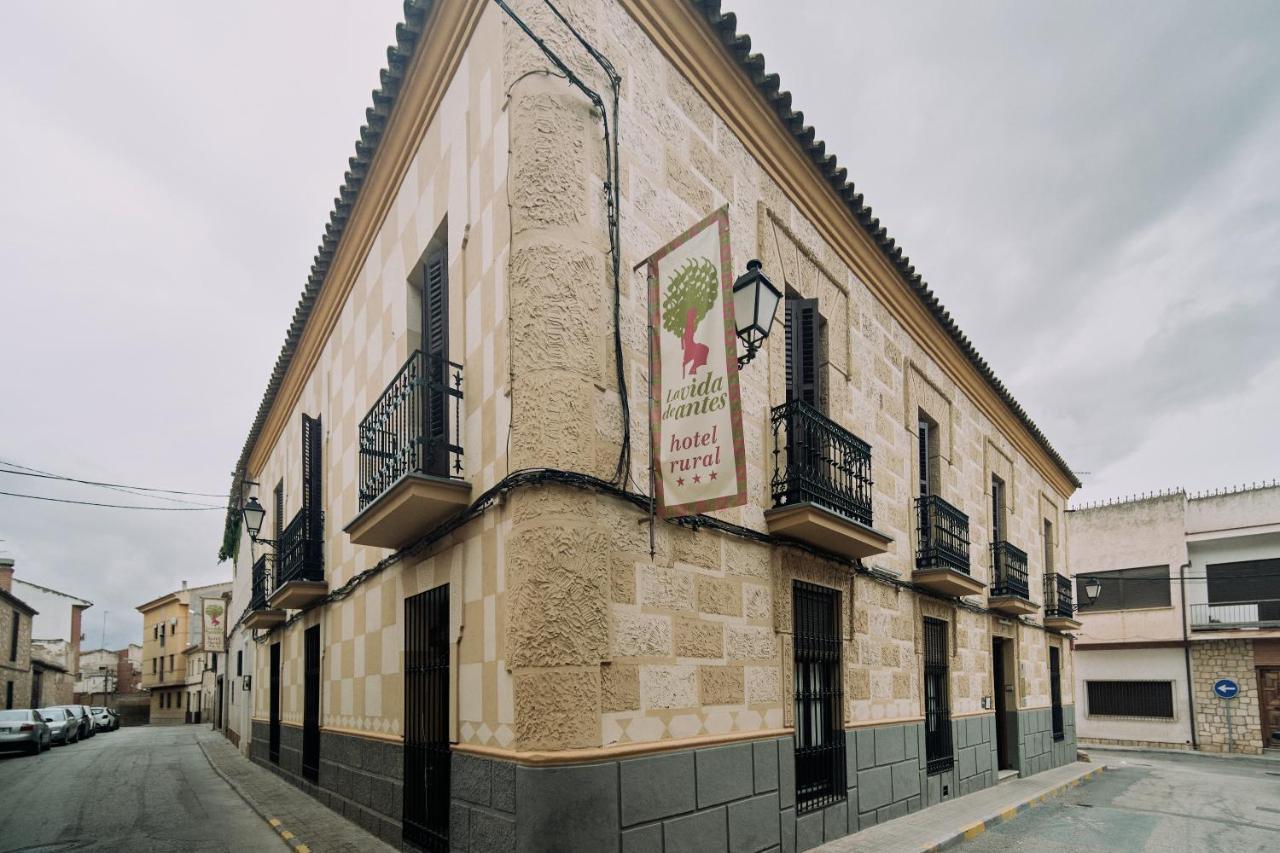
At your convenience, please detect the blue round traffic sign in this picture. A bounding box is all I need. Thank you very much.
[1214,678,1239,699]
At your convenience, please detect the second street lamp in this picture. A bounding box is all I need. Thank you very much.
[241,497,269,544]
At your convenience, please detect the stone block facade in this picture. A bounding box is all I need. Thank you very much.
[0,597,34,709]
[1191,639,1263,755]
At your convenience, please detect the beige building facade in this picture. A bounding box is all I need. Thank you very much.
[1068,482,1280,755]
[226,2,1082,850]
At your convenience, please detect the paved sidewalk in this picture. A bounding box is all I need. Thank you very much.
[196,729,398,853]
[813,761,1106,852]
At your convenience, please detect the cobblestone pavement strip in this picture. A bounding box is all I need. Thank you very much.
[814,761,1105,852]
[196,729,399,853]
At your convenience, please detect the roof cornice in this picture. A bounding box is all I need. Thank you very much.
[625,0,1079,494]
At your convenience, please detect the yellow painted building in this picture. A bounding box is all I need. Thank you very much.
[224,2,1083,850]
[137,581,230,724]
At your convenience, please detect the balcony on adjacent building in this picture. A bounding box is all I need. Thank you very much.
[764,400,892,559]
[1190,600,1280,631]
[267,506,326,610]
[913,494,983,597]
[243,555,285,629]
[344,350,470,549]
[988,541,1036,615]
[1043,572,1081,630]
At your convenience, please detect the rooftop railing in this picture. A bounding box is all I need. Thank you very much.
[1190,600,1280,630]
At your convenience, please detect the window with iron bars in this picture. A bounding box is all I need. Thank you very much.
[923,617,954,774]
[1049,646,1064,741]
[793,581,846,813]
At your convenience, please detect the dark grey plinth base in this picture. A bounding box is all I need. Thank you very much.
[1016,705,1076,778]
[240,714,1073,853]
[249,721,406,849]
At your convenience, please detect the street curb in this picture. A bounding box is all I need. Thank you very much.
[919,765,1107,852]
[196,736,312,853]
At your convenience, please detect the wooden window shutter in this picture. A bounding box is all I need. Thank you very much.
[301,414,324,573]
[785,298,821,408]
[421,249,450,476]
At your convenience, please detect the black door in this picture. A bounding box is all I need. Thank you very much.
[404,585,450,850]
[269,641,281,765]
[993,638,1010,770]
[303,625,321,782]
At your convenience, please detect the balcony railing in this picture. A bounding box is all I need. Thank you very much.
[358,350,463,510]
[1190,600,1280,630]
[990,541,1030,599]
[1044,573,1074,619]
[277,505,323,588]
[250,555,271,611]
[915,495,970,574]
[770,400,873,526]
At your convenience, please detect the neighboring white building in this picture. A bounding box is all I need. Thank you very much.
[1068,482,1280,754]
[220,543,257,755]
[12,578,92,679]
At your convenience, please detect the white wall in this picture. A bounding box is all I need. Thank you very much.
[1075,647,1192,746]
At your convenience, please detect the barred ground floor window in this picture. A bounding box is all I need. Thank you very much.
[793,581,845,813]
[1086,680,1175,719]
[923,617,954,774]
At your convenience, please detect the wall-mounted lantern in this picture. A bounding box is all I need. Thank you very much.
[732,259,782,368]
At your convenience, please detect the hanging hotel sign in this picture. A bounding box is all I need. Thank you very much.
[202,598,225,652]
[647,206,748,517]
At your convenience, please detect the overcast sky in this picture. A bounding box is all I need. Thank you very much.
[2,1,1277,648]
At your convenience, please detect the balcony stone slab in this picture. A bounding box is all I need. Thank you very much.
[1043,614,1082,631]
[267,580,328,611]
[764,501,892,559]
[912,567,985,598]
[243,609,286,629]
[344,472,472,550]
[988,595,1038,617]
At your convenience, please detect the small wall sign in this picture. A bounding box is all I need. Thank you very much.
[1213,678,1239,700]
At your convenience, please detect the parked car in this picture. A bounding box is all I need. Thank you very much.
[106,707,121,730]
[76,705,96,738]
[39,708,79,745]
[89,707,114,732]
[55,705,93,740]
[0,709,50,755]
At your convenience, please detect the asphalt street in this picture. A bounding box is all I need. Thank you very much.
[958,749,1280,853]
[0,725,283,853]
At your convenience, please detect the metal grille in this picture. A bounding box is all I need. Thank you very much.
[1044,573,1074,619]
[923,618,954,774]
[250,555,271,611]
[404,585,450,850]
[915,494,971,574]
[771,400,873,526]
[1086,680,1174,719]
[990,541,1029,600]
[793,581,846,814]
[302,625,321,782]
[1049,647,1064,742]
[358,351,464,509]
[268,642,281,765]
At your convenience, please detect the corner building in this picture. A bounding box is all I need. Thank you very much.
[227,2,1082,849]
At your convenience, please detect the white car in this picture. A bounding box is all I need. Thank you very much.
[89,707,115,732]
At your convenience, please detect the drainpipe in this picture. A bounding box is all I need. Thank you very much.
[1179,561,1198,750]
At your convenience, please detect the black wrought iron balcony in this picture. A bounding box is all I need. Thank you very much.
[989,541,1035,615]
[916,495,970,574]
[1044,573,1074,619]
[358,350,464,510]
[1043,572,1081,629]
[764,400,891,559]
[277,506,324,587]
[770,400,873,525]
[265,504,326,611]
[250,555,270,611]
[345,350,471,549]
[912,495,982,597]
[1190,600,1280,630]
[244,554,286,629]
